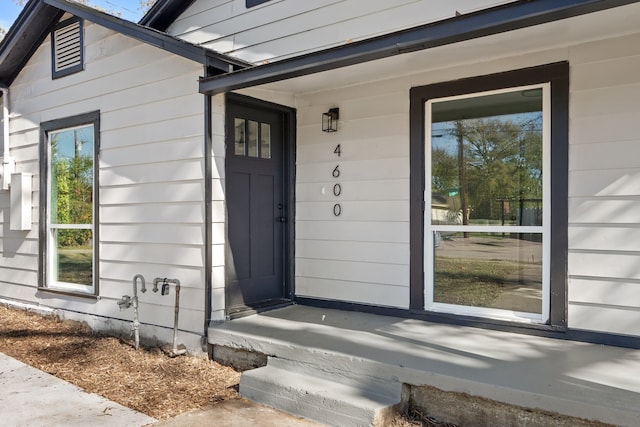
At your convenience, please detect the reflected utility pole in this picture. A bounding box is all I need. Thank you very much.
[455,120,469,238]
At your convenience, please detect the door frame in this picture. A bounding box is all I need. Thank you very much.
[224,93,296,315]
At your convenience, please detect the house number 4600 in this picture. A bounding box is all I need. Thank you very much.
[333,144,342,216]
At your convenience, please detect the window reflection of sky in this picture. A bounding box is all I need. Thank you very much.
[431,112,542,155]
[51,126,94,161]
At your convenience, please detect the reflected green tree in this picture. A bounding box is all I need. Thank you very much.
[432,116,542,225]
[51,131,93,247]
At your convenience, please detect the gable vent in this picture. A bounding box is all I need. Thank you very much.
[52,19,83,78]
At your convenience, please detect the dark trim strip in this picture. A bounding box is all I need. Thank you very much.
[199,0,639,94]
[36,287,100,300]
[0,3,63,87]
[295,297,640,350]
[204,93,213,340]
[246,0,272,8]
[409,61,569,326]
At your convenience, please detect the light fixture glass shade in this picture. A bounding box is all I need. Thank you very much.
[322,108,339,132]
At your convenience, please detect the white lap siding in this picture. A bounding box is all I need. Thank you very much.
[294,84,411,308]
[167,0,516,63]
[2,20,207,335]
[287,28,640,336]
[567,33,640,337]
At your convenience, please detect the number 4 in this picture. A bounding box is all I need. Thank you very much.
[334,144,341,157]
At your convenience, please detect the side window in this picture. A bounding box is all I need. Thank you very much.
[246,0,271,8]
[51,17,84,79]
[40,112,99,296]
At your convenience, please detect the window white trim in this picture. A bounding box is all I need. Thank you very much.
[41,115,99,296]
[424,83,551,324]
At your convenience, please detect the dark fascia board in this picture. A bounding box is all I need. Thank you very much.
[199,0,640,95]
[0,0,249,86]
[0,1,63,87]
[44,0,250,72]
[139,0,197,31]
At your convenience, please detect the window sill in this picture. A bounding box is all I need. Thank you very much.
[37,287,99,300]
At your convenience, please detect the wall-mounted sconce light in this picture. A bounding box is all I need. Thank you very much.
[322,108,339,132]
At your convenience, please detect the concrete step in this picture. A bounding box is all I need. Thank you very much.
[266,356,399,394]
[240,364,402,427]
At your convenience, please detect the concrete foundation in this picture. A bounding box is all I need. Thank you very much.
[404,384,612,427]
[212,345,268,371]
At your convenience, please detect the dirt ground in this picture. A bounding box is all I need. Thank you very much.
[0,304,451,426]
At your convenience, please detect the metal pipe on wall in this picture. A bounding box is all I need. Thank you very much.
[1,88,8,159]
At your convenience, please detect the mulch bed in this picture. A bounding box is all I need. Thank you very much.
[0,304,240,420]
[0,303,453,425]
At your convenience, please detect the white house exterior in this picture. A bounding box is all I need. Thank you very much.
[0,0,248,348]
[1,0,640,363]
[185,0,640,345]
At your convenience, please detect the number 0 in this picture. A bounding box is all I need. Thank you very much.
[333,203,342,216]
[333,183,342,197]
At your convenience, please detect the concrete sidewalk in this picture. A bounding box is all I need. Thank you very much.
[0,351,323,427]
[0,351,155,426]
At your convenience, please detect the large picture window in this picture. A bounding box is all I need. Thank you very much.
[40,112,99,295]
[410,63,568,328]
[426,85,550,323]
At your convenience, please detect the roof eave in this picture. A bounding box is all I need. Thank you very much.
[199,0,640,95]
[139,0,197,31]
[44,0,248,71]
[0,1,63,86]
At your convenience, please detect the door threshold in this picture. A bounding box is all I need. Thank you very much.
[227,299,293,320]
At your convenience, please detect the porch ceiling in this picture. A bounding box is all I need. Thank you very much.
[227,1,640,96]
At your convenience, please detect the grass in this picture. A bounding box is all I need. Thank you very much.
[434,257,519,307]
[58,248,92,284]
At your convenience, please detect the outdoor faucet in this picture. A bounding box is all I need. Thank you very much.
[134,274,147,294]
[117,274,147,350]
[117,295,132,310]
[152,277,165,293]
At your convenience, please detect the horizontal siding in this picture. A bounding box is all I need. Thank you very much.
[297,277,409,308]
[289,28,640,334]
[569,278,640,307]
[296,220,409,243]
[568,305,640,336]
[294,79,410,308]
[296,258,409,288]
[1,20,207,334]
[567,33,640,335]
[170,0,516,63]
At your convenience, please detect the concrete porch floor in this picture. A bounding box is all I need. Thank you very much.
[209,305,640,426]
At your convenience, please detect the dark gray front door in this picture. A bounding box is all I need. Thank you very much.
[226,98,287,310]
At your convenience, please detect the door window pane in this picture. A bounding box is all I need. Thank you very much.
[234,118,246,156]
[260,123,271,159]
[247,120,259,157]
